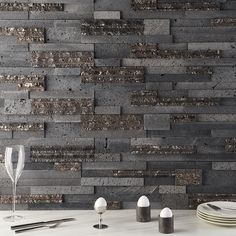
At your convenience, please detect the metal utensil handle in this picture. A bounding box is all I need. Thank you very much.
[11,222,45,230]
[15,225,46,234]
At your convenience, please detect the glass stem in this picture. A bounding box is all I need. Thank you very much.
[12,181,16,215]
[99,213,102,229]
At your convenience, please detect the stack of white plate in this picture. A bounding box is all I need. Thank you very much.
[197,201,236,226]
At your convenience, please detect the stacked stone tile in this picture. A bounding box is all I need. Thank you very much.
[0,0,235,210]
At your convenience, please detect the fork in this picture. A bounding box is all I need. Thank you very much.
[15,222,62,234]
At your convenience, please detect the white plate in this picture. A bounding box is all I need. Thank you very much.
[197,213,236,226]
[197,212,236,223]
[197,210,236,222]
[197,201,236,219]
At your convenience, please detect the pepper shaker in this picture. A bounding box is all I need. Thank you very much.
[136,195,151,222]
[159,207,174,234]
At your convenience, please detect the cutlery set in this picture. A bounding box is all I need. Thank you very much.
[11,218,76,234]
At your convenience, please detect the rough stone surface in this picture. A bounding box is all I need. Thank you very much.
[131,0,220,11]
[81,20,144,36]
[81,67,144,83]
[0,3,63,11]
[31,146,94,163]
[0,75,45,91]
[32,51,94,68]
[0,27,44,43]
[0,0,235,210]
[81,115,143,130]
[32,98,94,115]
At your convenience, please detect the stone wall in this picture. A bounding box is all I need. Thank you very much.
[0,0,235,210]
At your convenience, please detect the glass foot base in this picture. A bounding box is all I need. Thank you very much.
[93,224,108,229]
[4,215,23,222]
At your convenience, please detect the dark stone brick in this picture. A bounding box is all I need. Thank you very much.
[170,115,197,123]
[0,3,63,11]
[31,145,94,163]
[211,18,236,26]
[189,194,236,209]
[161,194,189,209]
[113,170,174,177]
[130,91,218,106]
[32,98,94,115]
[0,75,45,91]
[131,145,195,155]
[130,90,158,106]
[32,51,94,68]
[107,201,121,210]
[131,0,220,11]
[186,66,213,75]
[54,163,81,171]
[81,67,144,83]
[81,115,143,130]
[81,19,144,36]
[0,27,44,43]
[175,169,202,185]
[0,123,44,131]
[131,44,221,58]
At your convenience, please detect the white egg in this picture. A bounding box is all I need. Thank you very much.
[160,207,173,218]
[137,195,150,207]
[94,197,107,214]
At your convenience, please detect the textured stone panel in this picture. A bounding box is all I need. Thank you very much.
[113,170,174,177]
[81,115,143,130]
[144,19,170,35]
[31,98,94,115]
[170,115,197,123]
[0,194,62,204]
[175,169,202,185]
[94,11,121,19]
[0,3,63,11]
[144,114,170,130]
[159,185,186,194]
[225,138,236,152]
[0,75,45,91]
[54,162,81,171]
[81,177,144,186]
[81,67,144,83]
[32,51,94,68]
[211,18,236,26]
[130,91,218,106]
[0,27,44,43]
[81,19,144,36]
[212,162,236,170]
[130,90,158,106]
[131,44,221,58]
[0,123,44,131]
[4,99,31,115]
[162,194,189,209]
[186,66,213,75]
[31,146,94,163]
[131,0,220,11]
[131,145,195,155]
[189,194,236,209]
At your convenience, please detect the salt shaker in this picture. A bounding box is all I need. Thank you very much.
[159,207,174,234]
[136,195,151,222]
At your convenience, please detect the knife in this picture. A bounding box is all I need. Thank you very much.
[11,217,76,230]
[207,203,236,211]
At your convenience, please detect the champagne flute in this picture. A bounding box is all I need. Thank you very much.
[93,197,108,229]
[4,145,25,222]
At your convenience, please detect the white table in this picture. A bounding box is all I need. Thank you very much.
[0,210,236,236]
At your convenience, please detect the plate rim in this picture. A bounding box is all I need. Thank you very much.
[197,201,236,218]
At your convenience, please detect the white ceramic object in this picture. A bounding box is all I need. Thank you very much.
[160,207,173,218]
[137,196,150,207]
[94,197,107,214]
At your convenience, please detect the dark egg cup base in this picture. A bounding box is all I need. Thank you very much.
[93,224,108,229]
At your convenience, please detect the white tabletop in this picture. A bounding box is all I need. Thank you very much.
[0,210,236,236]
